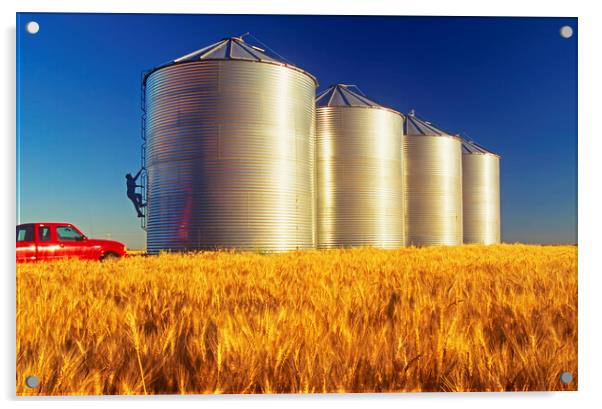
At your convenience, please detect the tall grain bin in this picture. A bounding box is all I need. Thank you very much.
[143,36,317,253]
[462,139,501,244]
[316,84,404,249]
[403,111,463,246]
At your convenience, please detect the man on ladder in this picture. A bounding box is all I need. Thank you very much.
[126,168,146,218]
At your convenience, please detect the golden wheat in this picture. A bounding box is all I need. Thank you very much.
[16,244,577,395]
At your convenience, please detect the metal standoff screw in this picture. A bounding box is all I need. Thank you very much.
[560,371,573,385]
[26,21,40,34]
[25,375,40,388]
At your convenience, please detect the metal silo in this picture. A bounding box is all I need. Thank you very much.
[316,85,404,249]
[462,139,501,244]
[403,111,463,246]
[143,36,317,253]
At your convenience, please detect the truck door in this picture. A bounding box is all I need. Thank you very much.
[36,224,61,261]
[55,225,88,259]
[16,225,36,262]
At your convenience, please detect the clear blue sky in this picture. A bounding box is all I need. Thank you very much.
[16,13,577,249]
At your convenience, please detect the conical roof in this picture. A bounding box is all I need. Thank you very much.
[144,35,316,85]
[173,36,283,64]
[316,84,386,108]
[462,139,499,156]
[404,110,452,136]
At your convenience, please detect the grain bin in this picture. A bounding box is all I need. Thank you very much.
[462,139,501,244]
[403,111,463,246]
[143,36,317,253]
[316,84,404,248]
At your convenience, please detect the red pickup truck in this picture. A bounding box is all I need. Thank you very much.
[16,222,127,263]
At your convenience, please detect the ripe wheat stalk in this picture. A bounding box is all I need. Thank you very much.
[16,244,577,395]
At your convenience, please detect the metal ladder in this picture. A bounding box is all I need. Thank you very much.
[139,144,147,230]
[139,73,148,231]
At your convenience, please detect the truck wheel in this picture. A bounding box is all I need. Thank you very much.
[100,252,121,261]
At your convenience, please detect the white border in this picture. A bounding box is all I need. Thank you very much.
[3,1,601,408]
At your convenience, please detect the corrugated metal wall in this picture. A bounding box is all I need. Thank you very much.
[145,60,316,253]
[316,107,404,248]
[403,135,463,246]
[462,153,501,244]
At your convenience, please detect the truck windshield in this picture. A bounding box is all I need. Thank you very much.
[56,226,84,241]
[16,225,34,242]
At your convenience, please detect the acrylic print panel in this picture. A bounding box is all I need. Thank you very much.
[16,13,578,395]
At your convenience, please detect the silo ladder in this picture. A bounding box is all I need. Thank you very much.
[140,70,148,231]
[139,142,147,231]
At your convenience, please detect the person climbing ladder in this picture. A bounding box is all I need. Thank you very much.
[126,168,146,217]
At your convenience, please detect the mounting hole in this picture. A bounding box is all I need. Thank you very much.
[560,371,573,384]
[560,26,573,39]
[26,21,40,34]
[25,375,40,388]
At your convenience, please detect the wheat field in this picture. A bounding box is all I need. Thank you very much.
[16,244,577,395]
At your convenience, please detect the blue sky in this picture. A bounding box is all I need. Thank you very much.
[16,13,577,249]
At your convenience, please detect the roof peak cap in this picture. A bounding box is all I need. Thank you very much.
[228,32,249,41]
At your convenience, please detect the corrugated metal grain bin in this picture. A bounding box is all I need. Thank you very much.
[462,139,501,244]
[143,37,317,253]
[316,85,404,248]
[403,111,463,246]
